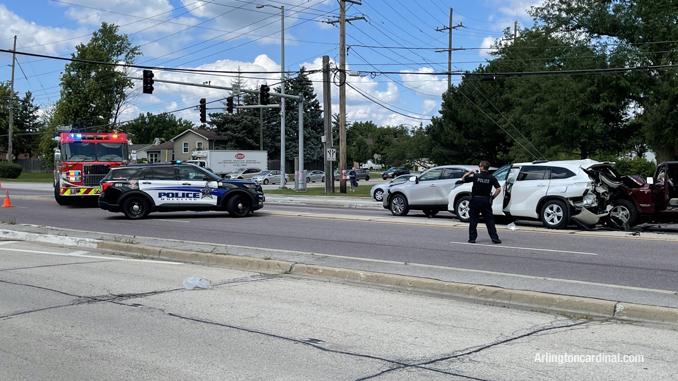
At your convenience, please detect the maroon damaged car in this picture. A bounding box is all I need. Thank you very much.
[601,161,678,229]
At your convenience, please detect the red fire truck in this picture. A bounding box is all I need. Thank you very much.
[53,132,129,205]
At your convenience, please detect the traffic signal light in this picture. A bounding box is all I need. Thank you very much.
[199,98,206,123]
[259,84,270,105]
[142,70,154,94]
[226,96,234,113]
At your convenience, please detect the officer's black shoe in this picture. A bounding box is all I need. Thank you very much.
[492,239,502,244]
[468,239,476,243]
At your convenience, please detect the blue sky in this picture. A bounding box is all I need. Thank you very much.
[0,0,543,134]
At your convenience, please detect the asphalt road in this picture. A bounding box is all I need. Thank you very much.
[3,184,678,308]
[1,240,675,380]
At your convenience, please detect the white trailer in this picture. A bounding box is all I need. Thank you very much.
[187,150,268,176]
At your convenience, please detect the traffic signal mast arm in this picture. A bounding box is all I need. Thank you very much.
[131,74,302,101]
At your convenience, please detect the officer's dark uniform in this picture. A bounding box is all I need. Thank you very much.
[463,171,501,243]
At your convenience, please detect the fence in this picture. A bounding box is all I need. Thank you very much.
[17,158,52,173]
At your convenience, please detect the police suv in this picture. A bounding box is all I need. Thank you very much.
[98,162,264,219]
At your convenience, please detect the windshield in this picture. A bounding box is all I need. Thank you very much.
[61,142,127,162]
[257,171,272,176]
[97,143,127,161]
[233,168,246,174]
[62,142,96,161]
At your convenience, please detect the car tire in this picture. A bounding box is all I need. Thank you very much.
[322,176,325,182]
[122,196,149,219]
[306,177,311,183]
[374,189,384,201]
[390,194,409,216]
[284,179,288,185]
[455,196,472,223]
[263,179,269,185]
[540,199,569,229]
[227,194,251,217]
[382,176,387,180]
[423,209,439,217]
[54,182,74,205]
[365,176,370,181]
[607,199,638,230]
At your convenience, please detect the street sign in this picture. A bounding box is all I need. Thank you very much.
[327,148,337,161]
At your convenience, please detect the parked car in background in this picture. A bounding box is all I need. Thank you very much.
[306,170,325,183]
[334,168,370,181]
[361,160,384,170]
[448,159,624,229]
[383,165,479,217]
[251,170,288,185]
[229,167,263,179]
[370,174,412,201]
[382,167,410,180]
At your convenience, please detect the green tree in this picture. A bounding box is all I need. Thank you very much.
[272,68,325,161]
[121,112,195,144]
[209,112,260,150]
[530,0,678,161]
[53,22,141,130]
[38,22,141,161]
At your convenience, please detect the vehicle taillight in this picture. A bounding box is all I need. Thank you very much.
[101,182,113,192]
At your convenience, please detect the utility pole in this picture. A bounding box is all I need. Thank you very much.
[7,35,16,163]
[326,0,364,193]
[435,8,464,88]
[322,55,334,194]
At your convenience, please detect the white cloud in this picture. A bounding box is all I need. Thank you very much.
[0,4,87,55]
[423,99,437,114]
[479,36,499,57]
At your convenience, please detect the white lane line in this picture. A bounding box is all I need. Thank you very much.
[161,220,191,223]
[0,247,182,264]
[451,242,597,256]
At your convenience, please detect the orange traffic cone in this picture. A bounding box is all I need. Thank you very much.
[2,189,12,208]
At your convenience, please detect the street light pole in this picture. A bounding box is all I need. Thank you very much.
[257,4,286,188]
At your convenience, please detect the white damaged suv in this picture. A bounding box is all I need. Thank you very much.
[448,159,621,229]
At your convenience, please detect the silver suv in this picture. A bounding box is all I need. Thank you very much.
[382,165,478,217]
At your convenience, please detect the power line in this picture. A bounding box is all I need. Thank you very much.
[345,81,432,121]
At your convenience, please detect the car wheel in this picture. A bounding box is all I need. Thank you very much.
[263,179,269,185]
[423,209,439,217]
[382,176,387,180]
[306,177,311,183]
[122,196,149,219]
[540,199,569,229]
[455,196,472,223]
[607,199,638,230]
[227,194,251,217]
[284,179,288,185]
[322,176,325,182]
[54,182,74,205]
[390,194,409,216]
[374,189,384,201]
[365,176,369,181]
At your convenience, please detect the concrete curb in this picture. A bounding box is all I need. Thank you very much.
[5,227,677,328]
[88,239,678,328]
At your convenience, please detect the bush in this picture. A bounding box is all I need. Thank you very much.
[613,157,656,178]
[0,161,23,178]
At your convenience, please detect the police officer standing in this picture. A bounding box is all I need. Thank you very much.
[462,161,502,244]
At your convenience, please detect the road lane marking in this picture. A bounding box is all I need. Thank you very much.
[0,241,18,246]
[0,247,181,264]
[161,220,191,223]
[450,242,597,256]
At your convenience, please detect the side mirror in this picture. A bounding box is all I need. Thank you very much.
[410,175,418,184]
[646,177,654,185]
